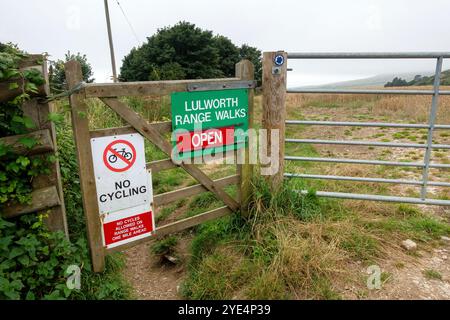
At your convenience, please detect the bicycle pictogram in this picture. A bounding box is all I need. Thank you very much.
[102,140,137,172]
[108,148,133,164]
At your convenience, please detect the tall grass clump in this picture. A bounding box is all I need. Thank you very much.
[181,177,356,299]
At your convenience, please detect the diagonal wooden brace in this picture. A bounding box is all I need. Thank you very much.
[100,97,240,212]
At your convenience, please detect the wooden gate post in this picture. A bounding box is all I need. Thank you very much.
[262,51,287,190]
[236,59,254,215]
[65,61,105,272]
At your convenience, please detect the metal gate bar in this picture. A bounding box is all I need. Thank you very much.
[285,173,450,187]
[285,156,450,168]
[285,51,450,206]
[285,138,450,149]
[297,190,450,206]
[287,88,450,95]
[286,120,450,130]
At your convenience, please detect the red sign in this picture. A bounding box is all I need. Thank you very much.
[176,127,235,153]
[103,212,154,246]
[102,140,137,173]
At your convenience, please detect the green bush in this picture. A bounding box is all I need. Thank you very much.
[0,214,88,300]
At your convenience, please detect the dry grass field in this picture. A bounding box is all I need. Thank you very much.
[284,87,450,203]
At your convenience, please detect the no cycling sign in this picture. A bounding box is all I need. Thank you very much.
[91,133,155,248]
[103,139,137,172]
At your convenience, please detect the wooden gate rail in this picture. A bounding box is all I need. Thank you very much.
[65,59,254,272]
[83,78,243,98]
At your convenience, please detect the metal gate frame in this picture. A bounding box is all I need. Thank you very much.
[283,52,450,206]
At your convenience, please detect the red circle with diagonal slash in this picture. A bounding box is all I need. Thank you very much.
[103,140,137,172]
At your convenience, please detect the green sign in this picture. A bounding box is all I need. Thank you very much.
[171,89,249,159]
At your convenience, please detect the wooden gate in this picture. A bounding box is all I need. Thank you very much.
[65,59,255,272]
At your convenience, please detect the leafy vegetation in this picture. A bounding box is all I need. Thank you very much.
[385,70,450,87]
[120,21,262,85]
[49,51,94,92]
[0,43,130,300]
[0,43,49,209]
[0,214,87,300]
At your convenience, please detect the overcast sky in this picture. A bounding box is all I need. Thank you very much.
[2,0,450,86]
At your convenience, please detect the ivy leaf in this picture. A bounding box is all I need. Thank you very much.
[47,112,64,124]
[77,111,87,118]
[25,291,35,300]
[11,115,24,124]
[16,156,30,168]
[9,247,25,259]
[8,82,19,90]
[22,116,36,129]
[18,137,37,149]
[25,82,38,94]
[0,143,8,157]
[0,236,14,251]
[18,254,30,266]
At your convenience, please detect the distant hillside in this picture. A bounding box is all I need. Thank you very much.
[385,69,450,87]
[295,71,433,89]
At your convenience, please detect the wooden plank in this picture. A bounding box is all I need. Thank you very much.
[106,206,233,254]
[146,159,177,172]
[0,78,46,103]
[154,175,239,207]
[235,59,255,215]
[65,60,105,272]
[89,121,172,138]
[262,51,287,190]
[85,78,240,98]
[0,129,54,155]
[101,97,240,212]
[155,206,232,238]
[18,54,45,69]
[2,186,60,218]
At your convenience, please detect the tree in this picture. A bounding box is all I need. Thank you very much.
[239,44,262,85]
[120,21,262,85]
[213,35,240,77]
[49,51,94,92]
[384,76,408,87]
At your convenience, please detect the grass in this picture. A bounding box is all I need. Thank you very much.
[181,178,366,299]
[151,236,178,256]
[181,171,450,300]
[422,269,443,281]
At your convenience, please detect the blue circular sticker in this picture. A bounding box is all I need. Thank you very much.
[274,54,284,66]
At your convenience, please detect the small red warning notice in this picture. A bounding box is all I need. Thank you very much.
[176,126,235,152]
[103,212,154,246]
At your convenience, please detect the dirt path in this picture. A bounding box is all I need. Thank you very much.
[123,242,183,300]
[368,239,450,299]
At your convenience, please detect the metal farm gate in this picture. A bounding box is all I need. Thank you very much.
[262,51,450,206]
